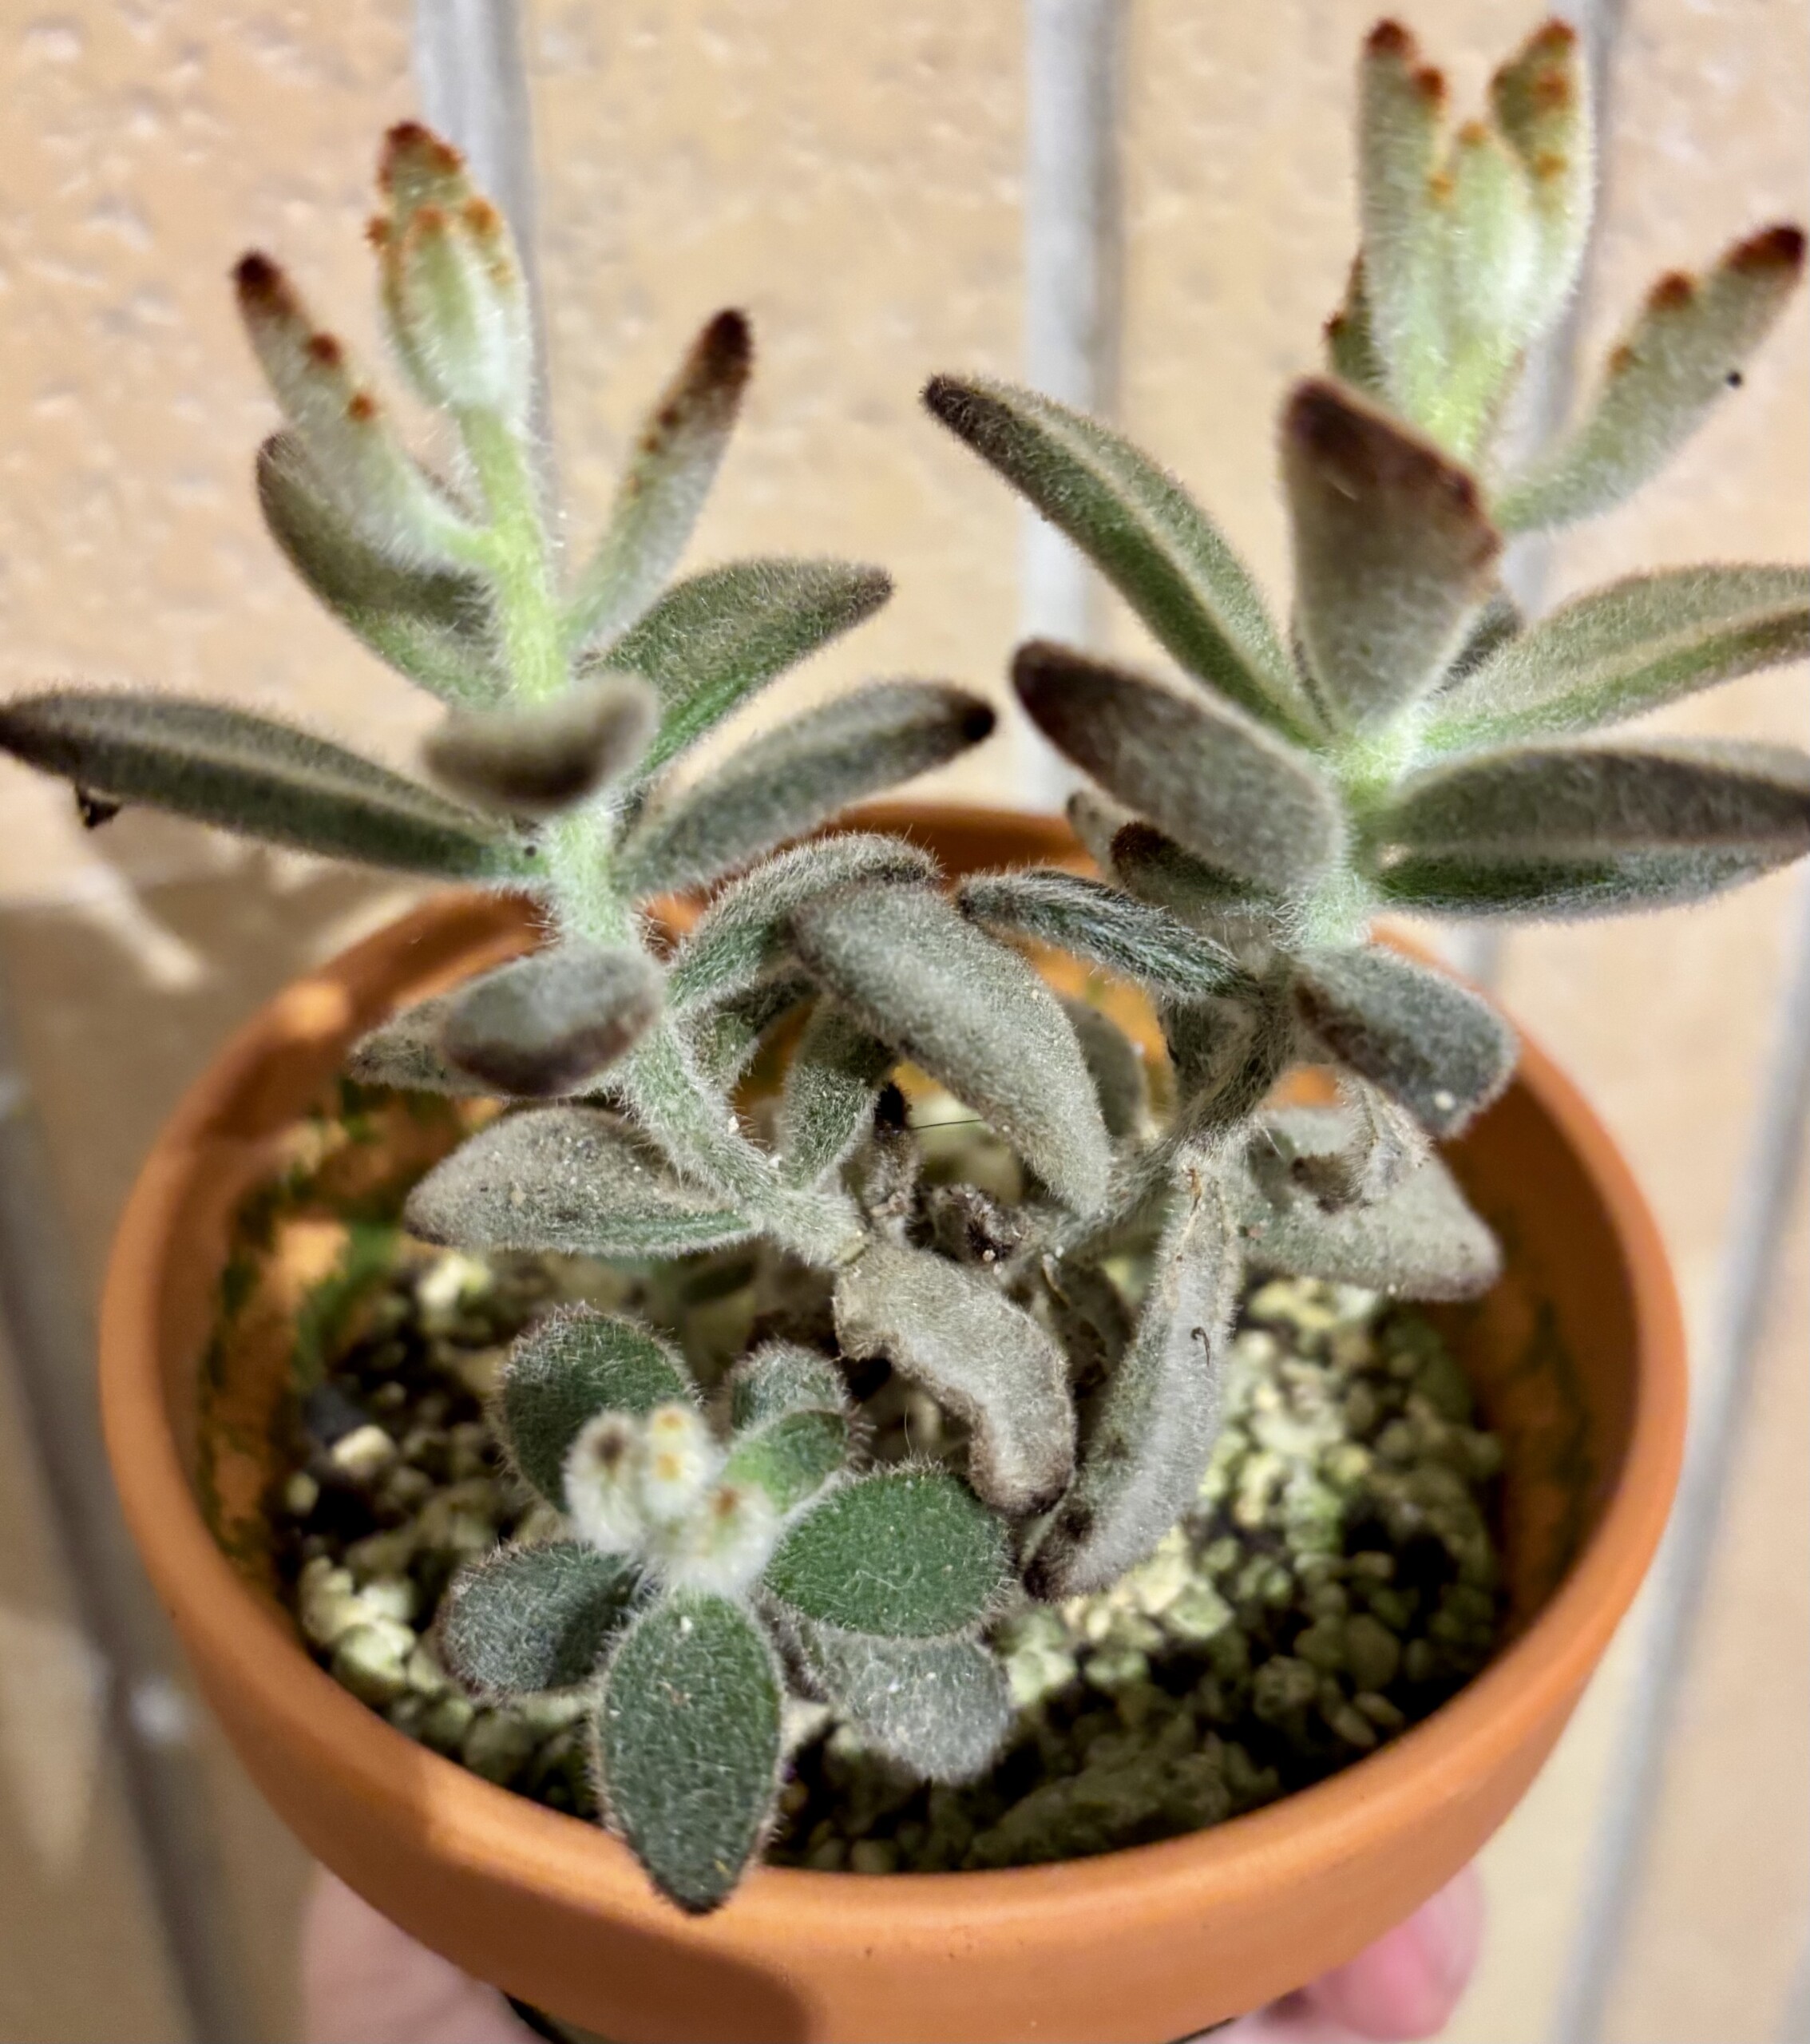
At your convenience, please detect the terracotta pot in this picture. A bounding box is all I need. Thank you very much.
[99,803,1685,2044]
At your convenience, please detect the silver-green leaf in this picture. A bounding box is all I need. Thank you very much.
[422,677,657,818]
[438,1540,639,1698]
[347,993,495,1096]
[776,1000,894,1187]
[441,945,662,1097]
[791,1622,1012,1783]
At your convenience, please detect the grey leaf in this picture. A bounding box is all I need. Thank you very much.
[441,945,663,1097]
[682,972,813,1089]
[791,1622,1012,1783]
[776,1000,894,1186]
[347,993,495,1096]
[1062,998,1150,1143]
[438,1541,639,1699]
[423,677,657,818]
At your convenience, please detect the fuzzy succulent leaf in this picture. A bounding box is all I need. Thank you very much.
[1489,20,1594,341]
[776,1001,894,1186]
[501,1306,695,1507]
[1291,945,1517,1139]
[1062,998,1150,1142]
[763,1467,1009,1637]
[1372,738,1810,917]
[1325,259,1388,397]
[1424,564,1810,751]
[721,1409,848,1514]
[567,311,752,652]
[422,677,657,818]
[792,1622,1012,1783]
[1283,379,1502,728]
[596,560,892,777]
[1496,226,1807,533]
[1238,1107,1502,1298]
[256,434,501,707]
[1165,983,1298,1151]
[833,1241,1075,1515]
[1438,118,1543,433]
[0,690,532,881]
[595,1590,783,1914]
[1356,22,1451,425]
[1283,1077,1429,1211]
[1012,643,1341,894]
[620,683,995,897]
[1106,820,1276,924]
[404,1107,752,1259]
[439,945,662,1097]
[957,869,1247,1002]
[790,883,1111,1214]
[682,972,813,1090]
[347,993,494,1095]
[438,1540,639,1698]
[727,1344,850,1430]
[922,376,1311,736]
[664,834,935,1014]
[1029,1163,1237,1599]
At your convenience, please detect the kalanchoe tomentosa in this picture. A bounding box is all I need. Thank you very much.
[2,19,1805,1917]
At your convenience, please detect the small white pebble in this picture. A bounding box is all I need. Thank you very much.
[330,1424,397,1481]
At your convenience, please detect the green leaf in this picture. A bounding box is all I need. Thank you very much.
[0,690,533,881]
[790,883,1112,1215]
[422,677,657,818]
[722,1410,848,1514]
[1489,21,1594,343]
[1062,998,1149,1143]
[776,1000,893,1186]
[1028,1163,1237,1598]
[922,375,1310,735]
[257,434,502,707]
[595,1590,783,1914]
[727,1344,850,1430]
[763,1467,1009,1638]
[1292,945,1517,1139]
[438,1541,640,1698]
[566,311,752,652]
[791,1622,1012,1783]
[403,1107,753,1259]
[1356,22,1452,426]
[834,1240,1075,1515]
[346,993,497,1096]
[441,945,662,1098]
[1371,738,1810,917]
[1496,225,1807,532]
[682,972,813,1089]
[957,869,1247,1001]
[1325,259,1388,398]
[1012,643,1341,895]
[1436,119,1543,441]
[1425,564,1810,751]
[1283,379,1501,728]
[1237,1107,1502,1299]
[501,1306,695,1508]
[597,560,892,776]
[620,682,995,897]
[664,833,935,1013]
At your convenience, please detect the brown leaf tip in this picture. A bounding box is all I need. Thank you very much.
[1648,270,1698,313]
[1728,223,1806,275]
[697,307,754,387]
[380,119,464,191]
[304,331,345,368]
[1412,65,1448,105]
[232,251,295,316]
[1455,118,1491,149]
[960,699,999,746]
[346,390,378,423]
[1285,378,1492,539]
[1366,19,1416,61]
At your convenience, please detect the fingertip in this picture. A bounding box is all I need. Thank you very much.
[1304,1869,1485,2040]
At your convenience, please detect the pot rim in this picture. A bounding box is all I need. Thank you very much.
[97,800,1687,1950]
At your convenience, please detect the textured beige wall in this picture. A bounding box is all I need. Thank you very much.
[0,2,1804,2039]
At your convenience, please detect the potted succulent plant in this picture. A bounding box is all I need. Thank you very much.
[3,17,1804,2042]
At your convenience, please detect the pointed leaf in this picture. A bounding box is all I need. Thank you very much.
[596,1590,782,1914]
[1325,258,1388,397]
[792,1623,1012,1783]
[1426,564,1810,750]
[1284,379,1502,727]
[1440,592,1523,686]
[404,1106,753,1258]
[347,993,494,1095]
[439,1541,639,1698]
[423,677,657,818]
[723,1409,848,1514]
[0,690,533,881]
[665,833,934,1013]
[923,375,1310,735]
[441,945,662,1097]
[1028,1163,1237,1599]
[1012,643,1341,893]
[1292,944,1516,1139]
[834,1241,1075,1515]
[597,560,892,775]
[763,1467,1009,1638]
[957,869,1247,1001]
[620,682,995,897]
[1498,226,1806,532]
[1372,739,1810,917]
[501,1306,695,1507]
[257,434,501,706]
[1490,20,1594,341]
[567,311,752,652]
[776,1000,893,1186]
[790,883,1111,1214]
[727,1344,850,1430]
[1062,998,1149,1142]
[1238,1107,1502,1298]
